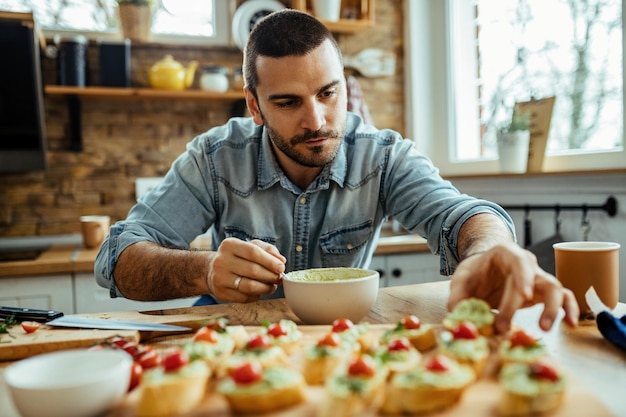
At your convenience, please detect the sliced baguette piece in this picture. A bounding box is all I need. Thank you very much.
[217,366,306,414]
[135,360,210,417]
[381,354,475,415]
[443,297,495,337]
[497,360,566,416]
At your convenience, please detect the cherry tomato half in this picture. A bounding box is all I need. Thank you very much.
[138,349,162,370]
[387,337,411,352]
[401,315,421,330]
[331,318,355,333]
[193,326,219,344]
[509,328,537,348]
[529,360,560,382]
[451,321,479,340]
[230,361,263,385]
[246,334,271,350]
[347,355,376,378]
[425,354,453,372]
[128,361,143,391]
[317,332,341,348]
[21,321,41,334]
[267,322,288,338]
[162,349,190,372]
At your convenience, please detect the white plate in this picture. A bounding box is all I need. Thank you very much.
[231,0,285,50]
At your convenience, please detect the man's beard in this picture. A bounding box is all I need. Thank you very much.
[262,114,345,168]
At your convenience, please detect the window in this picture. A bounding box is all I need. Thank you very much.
[404,0,626,175]
[0,0,230,46]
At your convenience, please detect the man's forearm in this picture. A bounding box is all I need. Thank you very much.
[457,213,515,260]
[113,241,212,301]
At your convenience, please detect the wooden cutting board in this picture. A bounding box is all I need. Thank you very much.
[0,310,211,361]
[106,324,617,417]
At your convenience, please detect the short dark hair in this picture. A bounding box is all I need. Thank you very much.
[243,9,343,97]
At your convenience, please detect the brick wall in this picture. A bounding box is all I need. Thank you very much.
[0,0,404,237]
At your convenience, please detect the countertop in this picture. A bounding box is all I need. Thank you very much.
[0,234,429,278]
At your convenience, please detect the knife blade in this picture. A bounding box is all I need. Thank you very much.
[47,316,191,332]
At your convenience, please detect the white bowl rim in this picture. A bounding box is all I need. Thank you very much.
[283,268,379,284]
[553,241,620,251]
[5,348,132,390]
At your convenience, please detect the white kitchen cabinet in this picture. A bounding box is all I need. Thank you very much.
[73,272,200,313]
[371,253,446,287]
[0,274,75,313]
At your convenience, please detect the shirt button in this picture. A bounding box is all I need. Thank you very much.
[299,197,306,204]
[296,245,303,252]
[346,243,354,250]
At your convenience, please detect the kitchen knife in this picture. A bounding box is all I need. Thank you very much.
[0,306,64,322]
[46,316,191,332]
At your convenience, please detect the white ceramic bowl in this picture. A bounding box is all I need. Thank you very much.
[283,267,380,324]
[5,348,132,417]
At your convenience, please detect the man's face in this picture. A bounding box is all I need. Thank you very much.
[246,40,348,168]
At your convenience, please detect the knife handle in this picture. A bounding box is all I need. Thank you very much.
[0,306,64,322]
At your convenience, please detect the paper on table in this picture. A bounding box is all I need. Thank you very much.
[585,286,617,316]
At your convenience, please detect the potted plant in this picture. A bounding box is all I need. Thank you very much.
[116,0,154,42]
[496,107,531,173]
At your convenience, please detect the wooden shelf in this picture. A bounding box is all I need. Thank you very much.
[289,0,375,33]
[45,86,245,101]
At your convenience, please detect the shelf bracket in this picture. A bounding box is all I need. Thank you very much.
[67,94,82,152]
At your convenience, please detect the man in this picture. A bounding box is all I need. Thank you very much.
[95,9,578,333]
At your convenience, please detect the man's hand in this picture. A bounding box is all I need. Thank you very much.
[206,238,286,303]
[448,242,579,333]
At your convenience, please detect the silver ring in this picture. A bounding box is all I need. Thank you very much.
[233,276,243,290]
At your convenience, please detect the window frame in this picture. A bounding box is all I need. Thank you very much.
[32,0,232,47]
[403,0,626,176]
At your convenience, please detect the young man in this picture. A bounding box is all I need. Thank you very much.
[95,10,578,333]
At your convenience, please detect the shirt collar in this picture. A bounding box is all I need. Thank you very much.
[257,127,347,192]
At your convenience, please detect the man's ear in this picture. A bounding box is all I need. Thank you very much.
[244,89,264,125]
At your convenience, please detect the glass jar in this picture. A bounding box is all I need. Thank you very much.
[199,65,229,93]
[231,66,244,90]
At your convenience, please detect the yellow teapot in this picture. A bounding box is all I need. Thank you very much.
[146,55,198,90]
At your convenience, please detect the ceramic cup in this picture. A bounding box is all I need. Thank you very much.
[312,0,342,21]
[553,241,620,318]
[80,215,110,249]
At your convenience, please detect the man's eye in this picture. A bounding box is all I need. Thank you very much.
[322,89,337,98]
[276,100,295,108]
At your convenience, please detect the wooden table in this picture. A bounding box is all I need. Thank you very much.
[1,281,625,417]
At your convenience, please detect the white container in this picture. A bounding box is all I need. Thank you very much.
[199,65,229,93]
[496,130,530,173]
[312,0,342,22]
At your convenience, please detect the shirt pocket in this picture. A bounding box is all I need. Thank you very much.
[319,221,373,267]
[223,225,278,246]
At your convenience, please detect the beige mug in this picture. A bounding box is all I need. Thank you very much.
[80,215,111,249]
[553,241,620,318]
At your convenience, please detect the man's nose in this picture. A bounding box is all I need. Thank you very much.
[301,100,325,131]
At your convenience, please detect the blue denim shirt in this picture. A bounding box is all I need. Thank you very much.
[95,113,514,300]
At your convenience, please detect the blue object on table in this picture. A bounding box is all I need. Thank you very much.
[596,311,626,351]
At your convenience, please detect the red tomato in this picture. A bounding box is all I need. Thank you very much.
[347,355,376,378]
[138,349,162,370]
[122,341,141,358]
[109,336,129,348]
[162,349,190,372]
[451,322,479,340]
[230,361,263,384]
[509,328,537,348]
[317,332,341,347]
[401,315,421,330]
[193,326,219,343]
[331,318,355,333]
[128,362,143,391]
[21,321,41,334]
[425,355,453,372]
[529,360,560,382]
[267,322,288,337]
[247,334,271,350]
[387,337,411,352]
